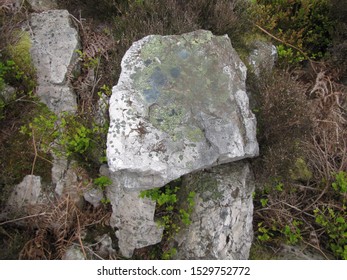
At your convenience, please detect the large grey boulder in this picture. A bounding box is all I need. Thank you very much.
[29,10,79,114]
[106,30,258,258]
[175,161,255,260]
[107,30,258,191]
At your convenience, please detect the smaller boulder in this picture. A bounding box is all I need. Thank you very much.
[7,175,42,210]
[248,40,277,77]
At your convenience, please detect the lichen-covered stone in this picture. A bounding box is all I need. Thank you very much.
[29,10,79,114]
[175,161,255,260]
[107,30,258,191]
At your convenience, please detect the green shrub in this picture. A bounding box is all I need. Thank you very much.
[140,183,196,236]
[314,207,347,260]
[252,0,335,64]
[314,172,347,260]
[139,182,195,259]
[93,175,112,190]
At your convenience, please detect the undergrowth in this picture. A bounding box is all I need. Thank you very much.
[139,179,196,259]
[251,0,335,64]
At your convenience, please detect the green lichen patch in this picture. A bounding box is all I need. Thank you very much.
[131,31,239,143]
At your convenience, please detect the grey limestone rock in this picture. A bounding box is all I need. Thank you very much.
[0,85,16,103]
[52,157,83,207]
[7,175,43,211]
[107,30,258,191]
[175,161,255,260]
[106,30,259,258]
[62,245,85,260]
[101,165,164,258]
[276,244,327,260]
[29,10,79,114]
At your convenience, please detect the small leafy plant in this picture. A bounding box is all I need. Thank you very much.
[282,219,302,245]
[314,171,347,259]
[140,183,196,237]
[140,182,195,259]
[93,175,112,190]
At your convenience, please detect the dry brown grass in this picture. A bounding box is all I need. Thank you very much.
[18,195,111,259]
[252,64,347,258]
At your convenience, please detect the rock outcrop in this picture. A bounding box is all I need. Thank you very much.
[106,30,258,258]
[175,161,255,260]
[29,9,79,114]
[107,30,258,190]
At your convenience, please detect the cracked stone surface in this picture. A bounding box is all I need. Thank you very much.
[175,161,255,260]
[102,165,163,258]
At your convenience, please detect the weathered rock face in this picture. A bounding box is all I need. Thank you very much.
[102,165,163,258]
[29,10,79,114]
[6,175,43,211]
[175,161,255,260]
[248,40,277,77]
[106,30,258,258]
[107,30,258,191]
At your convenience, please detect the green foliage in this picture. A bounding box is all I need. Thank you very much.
[257,222,273,242]
[93,175,112,190]
[140,184,196,237]
[20,104,59,154]
[162,247,177,260]
[290,158,313,182]
[100,197,111,205]
[75,49,100,69]
[314,172,347,259]
[0,61,10,91]
[60,116,92,156]
[332,171,347,195]
[282,220,302,245]
[97,84,112,99]
[314,207,347,259]
[260,198,268,207]
[276,44,305,64]
[20,109,108,167]
[6,31,36,90]
[252,0,335,64]
[140,183,195,259]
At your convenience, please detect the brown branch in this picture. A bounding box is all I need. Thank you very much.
[76,213,87,259]
[254,23,318,72]
[31,127,37,175]
[0,212,46,226]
